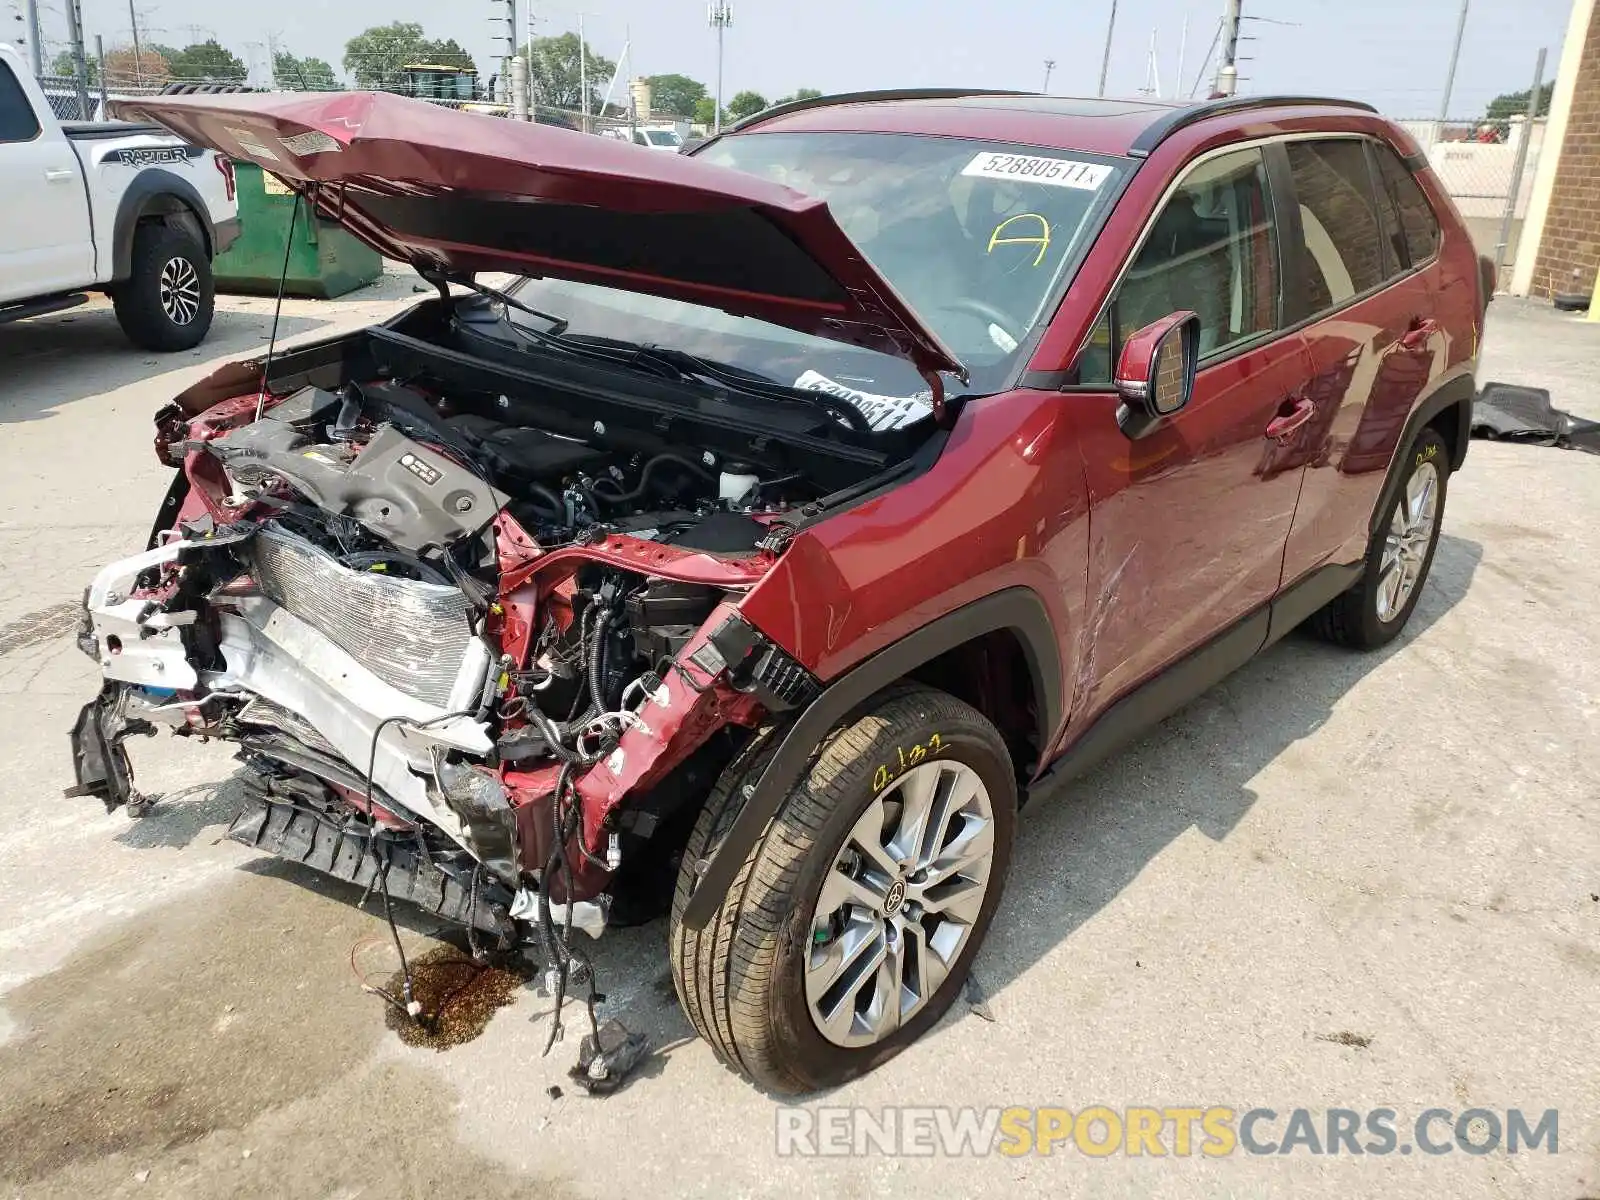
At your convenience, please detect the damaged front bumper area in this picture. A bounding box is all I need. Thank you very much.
[66,514,816,950]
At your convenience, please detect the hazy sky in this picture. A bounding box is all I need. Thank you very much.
[25,0,1577,118]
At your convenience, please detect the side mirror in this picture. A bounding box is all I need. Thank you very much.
[1113,311,1200,439]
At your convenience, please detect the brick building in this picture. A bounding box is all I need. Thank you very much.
[1512,0,1600,298]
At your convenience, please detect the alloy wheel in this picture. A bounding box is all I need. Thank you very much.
[1375,460,1440,622]
[159,256,202,326]
[804,760,995,1048]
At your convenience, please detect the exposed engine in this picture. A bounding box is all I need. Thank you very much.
[69,374,828,971]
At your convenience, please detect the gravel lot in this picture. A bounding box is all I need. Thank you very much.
[0,281,1595,1199]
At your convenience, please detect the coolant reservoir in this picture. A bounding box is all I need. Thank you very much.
[719,464,761,506]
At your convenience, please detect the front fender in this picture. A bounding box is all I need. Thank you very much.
[678,586,1063,931]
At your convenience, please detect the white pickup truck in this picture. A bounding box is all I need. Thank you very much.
[0,44,240,350]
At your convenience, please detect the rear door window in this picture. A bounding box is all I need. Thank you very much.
[0,61,42,143]
[1284,139,1386,312]
[1374,143,1441,268]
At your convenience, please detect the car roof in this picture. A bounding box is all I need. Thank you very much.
[725,90,1379,159]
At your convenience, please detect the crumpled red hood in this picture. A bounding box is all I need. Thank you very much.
[108,90,963,378]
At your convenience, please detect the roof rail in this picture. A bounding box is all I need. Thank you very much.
[725,87,1035,135]
[1128,94,1379,158]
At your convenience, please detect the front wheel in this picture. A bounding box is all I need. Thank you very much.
[669,685,1016,1094]
[1310,426,1449,650]
[113,223,215,352]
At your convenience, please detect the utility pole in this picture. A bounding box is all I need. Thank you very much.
[64,0,89,114]
[1214,0,1242,97]
[23,0,43,77]
[525,0,536,122]
[708,0,731,132]
[95,35,107,113]
[1437,0,1470,124]
[494,0,514,110]
[127,0,144,87]
[1097,0,1118,96]
[1042,59,1054,93]
[1174,15,1188,102]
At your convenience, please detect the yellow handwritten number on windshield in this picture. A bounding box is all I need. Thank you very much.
[987,213,1052,267]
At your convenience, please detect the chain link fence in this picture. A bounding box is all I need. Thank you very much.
[35,73,167,121]
[1397,116,1546,280]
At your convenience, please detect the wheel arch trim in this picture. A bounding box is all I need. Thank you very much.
[678,587,1062,931]
[110,169,215,284]
[1368,373,1474,538]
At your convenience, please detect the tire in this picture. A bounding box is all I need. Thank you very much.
[669,684,1017,1094]
[1309,426,1449,650]
[112,222,214,352]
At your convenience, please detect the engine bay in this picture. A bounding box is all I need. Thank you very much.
[69,335,872,966]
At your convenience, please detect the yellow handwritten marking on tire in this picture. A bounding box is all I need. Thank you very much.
[872,732,944,794]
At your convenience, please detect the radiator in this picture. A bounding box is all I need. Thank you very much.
[250,527,475,709]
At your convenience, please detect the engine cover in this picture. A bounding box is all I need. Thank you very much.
[209,399,507,552]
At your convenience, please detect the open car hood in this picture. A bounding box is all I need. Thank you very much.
[108,91,964,379]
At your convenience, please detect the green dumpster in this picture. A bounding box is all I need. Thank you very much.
[213,161,382,299]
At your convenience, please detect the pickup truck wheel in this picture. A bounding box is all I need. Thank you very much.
[669,685,1016,1094]
[113,224,214,352]
[1310,426,1449,650]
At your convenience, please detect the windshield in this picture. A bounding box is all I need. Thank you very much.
[644,129,682,146]
[506,131,1122,405]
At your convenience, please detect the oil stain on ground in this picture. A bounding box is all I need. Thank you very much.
[380,943,535,1051]
[0,869,568,1198]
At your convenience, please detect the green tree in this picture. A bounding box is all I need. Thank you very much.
[51,50,99,83]
[692,96,719,126]
[773,86,823,107]
[644,72,707,117]
[274,52,340,91]
[520,32,615,113]
[725,90,769,121]
[1485,83,1554,122]
[422,38,476,72]
[343,21,430,90]
[167,40,247,83]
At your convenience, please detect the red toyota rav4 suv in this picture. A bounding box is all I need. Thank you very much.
[71,89,1482,1093]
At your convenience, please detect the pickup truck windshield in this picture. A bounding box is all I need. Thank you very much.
[507,132,1123,403]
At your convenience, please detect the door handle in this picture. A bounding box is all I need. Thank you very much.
[44,168,75,182]
[1400,318,1439,351]
[1265,396,1315,442]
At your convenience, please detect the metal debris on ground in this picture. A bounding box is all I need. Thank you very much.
[378,943,533,1050]
[568,1019,651,1095]
[1472,382,1600,454]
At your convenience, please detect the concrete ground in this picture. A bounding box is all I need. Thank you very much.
[0,283,1595,1200]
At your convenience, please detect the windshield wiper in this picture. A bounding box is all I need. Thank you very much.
[437,272,570,335]
[568,338,872,431]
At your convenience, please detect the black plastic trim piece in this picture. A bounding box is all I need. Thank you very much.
[1128,95,1379,159]
[0,292,87,326]
[1265,561,1365,643]
[678,587,1063,930]
[110,168,216,282]
[1041,607,1270,788]
[1030,558,1363,797]
[722,88,1036,137]
[1368,373,1475,537]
